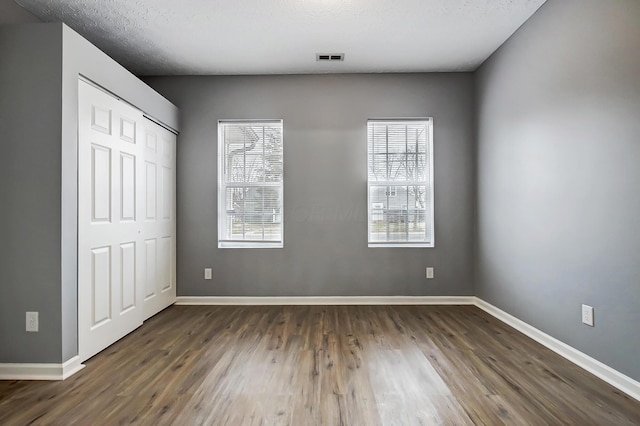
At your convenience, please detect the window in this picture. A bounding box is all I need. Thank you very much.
[367,119,434,247]
[218,120,283,248]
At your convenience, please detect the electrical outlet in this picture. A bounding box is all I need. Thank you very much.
[26,312,39,332]
[582,304,594,327]
[426,267,434,279]
[204,268,212,280]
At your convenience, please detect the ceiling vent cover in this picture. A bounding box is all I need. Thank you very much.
[316,53,345,61]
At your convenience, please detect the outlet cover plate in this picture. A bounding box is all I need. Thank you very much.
[582,304,594,327]
[26,311,39,332]
[426,267,434,279]
[204,268,212,280]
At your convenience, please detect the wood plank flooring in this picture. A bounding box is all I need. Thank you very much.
[1,305,639,425]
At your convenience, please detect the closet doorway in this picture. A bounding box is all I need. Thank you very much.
[78,80,176,362]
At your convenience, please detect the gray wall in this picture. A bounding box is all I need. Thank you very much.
[0,23,179,364]
[0,0,40,24]
[145,74,476,297]
[476,0,640,381]
[0,24,63,363]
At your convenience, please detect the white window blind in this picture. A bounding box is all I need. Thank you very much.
[367,119,434,247]
[218,120,283,248]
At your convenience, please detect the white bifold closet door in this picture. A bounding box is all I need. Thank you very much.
[78,80,176,362]
[141,119,176,320]
[78,80,145,361]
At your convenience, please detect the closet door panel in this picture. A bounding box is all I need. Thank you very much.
[78,80,145,362]
[91,144,112,222]
[144,238,158,300]
[91,246,112,326]
[120,242,137,312]
[143,120,177,320]
[120,153,136,221]
[145,162,157,220]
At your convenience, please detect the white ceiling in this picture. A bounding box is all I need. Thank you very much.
[17,0,547,76]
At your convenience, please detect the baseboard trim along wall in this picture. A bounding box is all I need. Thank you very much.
[0,356,84,381]
[175,295,477,306]
[474,297,640,402]
[176,295,640,402]
[3,296,638,402]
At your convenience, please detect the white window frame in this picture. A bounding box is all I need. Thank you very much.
[367,118,434,248]
[218,120,284,248]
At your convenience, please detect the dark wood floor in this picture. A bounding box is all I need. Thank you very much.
[1,305,639,425]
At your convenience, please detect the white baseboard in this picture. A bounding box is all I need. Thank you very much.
[176,294,639,401]
[175,295,476,306]
[4,297,637,402]
[474,297,640,402]
[0,356,85,381]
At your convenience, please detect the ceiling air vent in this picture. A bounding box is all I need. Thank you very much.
[316,53,345,62]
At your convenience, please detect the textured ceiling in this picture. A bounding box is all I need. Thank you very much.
[16,0,547,76]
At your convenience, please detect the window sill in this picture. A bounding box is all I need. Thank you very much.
[219,241,283,249]
[368,242,434,248]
